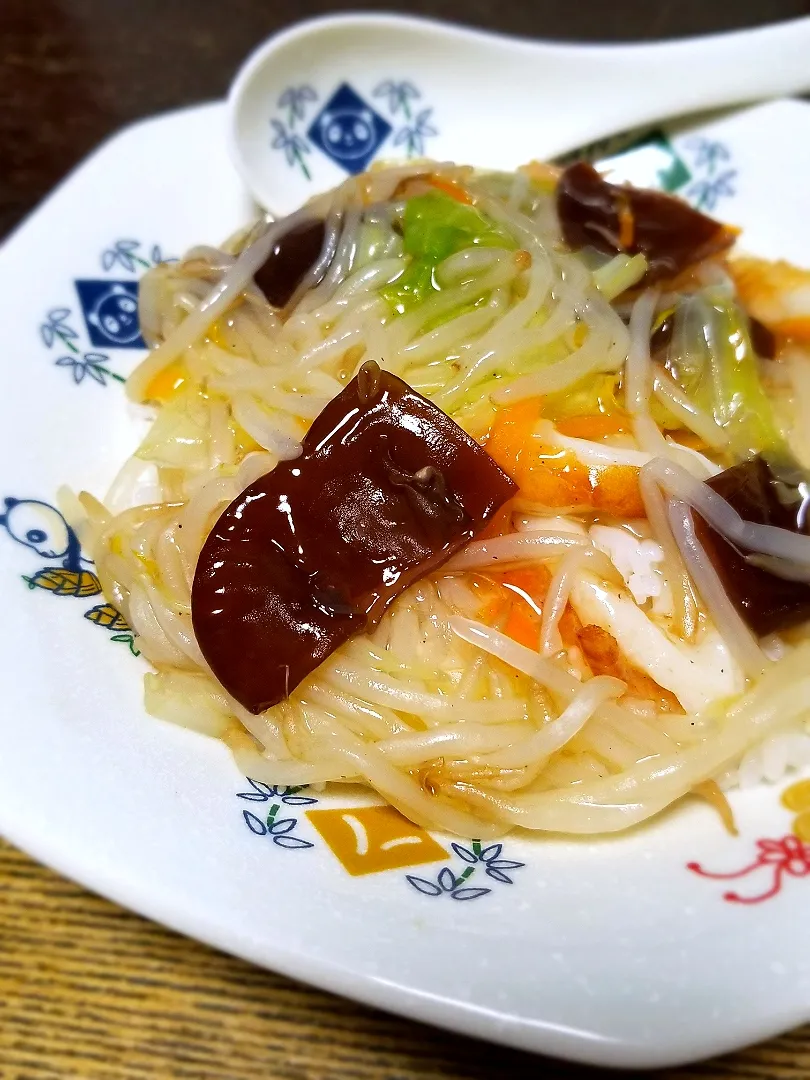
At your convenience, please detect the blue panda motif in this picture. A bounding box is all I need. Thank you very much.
[320,108,377,164]
[0,496,105,599]
[0,497,138,650]
[74,280,146,349]
[90,285,139,344]
[0,497,84,570]
[308,84,391,174]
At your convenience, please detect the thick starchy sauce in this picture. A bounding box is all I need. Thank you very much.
[556,162,736,285]
[253,217,327,308]
[192,362,516,713]
[694,456,810,636]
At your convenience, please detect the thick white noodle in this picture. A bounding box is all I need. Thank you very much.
[77,161,809,839]
[648,458,810,568]
[538,547,590,656]
[666,499,768,678]
[625,290,659,416]
[127,207,320,401]
[444,532,587,572]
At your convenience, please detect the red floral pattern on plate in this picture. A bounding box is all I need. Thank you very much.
[688,835,810,904]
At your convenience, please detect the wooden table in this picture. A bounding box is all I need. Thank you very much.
[2,3,810,1077]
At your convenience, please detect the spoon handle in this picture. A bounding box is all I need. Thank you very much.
[580,18,810,139]
[229,13,810,211]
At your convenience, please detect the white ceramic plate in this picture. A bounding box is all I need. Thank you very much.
[2,97,810,1071]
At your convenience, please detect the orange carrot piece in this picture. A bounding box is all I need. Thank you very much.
[495,567,549,650]
[502,566,552,598]
[617,194,635,249]
[590,464,646,518]
[486,400,645,518]
[427,174,474,204]
[502,604,540,650]
[476,499,516,540]
[501,566,552,621]
[555,413,629,439]
[477,565,586,656]
[484,398,543,472]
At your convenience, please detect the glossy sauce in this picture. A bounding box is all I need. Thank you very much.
[253,217,327,308]
[694,456,810,636]
[651,310,776,364]
[556,162,736,285]
[192,363,516,713]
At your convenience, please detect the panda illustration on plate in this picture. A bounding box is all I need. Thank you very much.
[87,283,141,346]
[0,496,101,598]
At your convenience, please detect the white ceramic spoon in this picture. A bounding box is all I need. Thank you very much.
[229,12,810,215]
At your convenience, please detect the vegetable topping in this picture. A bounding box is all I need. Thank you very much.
[192,361,516,712]
[695,456,810,636]
[557,162,737,285]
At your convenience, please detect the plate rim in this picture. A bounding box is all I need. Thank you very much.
[2,99,809,1071]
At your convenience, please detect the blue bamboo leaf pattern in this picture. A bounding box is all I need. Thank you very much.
[237,779,317,805]
[393,108,437,159]
[237,778,274,801]
[688,137,731,173]
[682,136,737,212]
[268,817,297,836]
[243,810,267,835]
[406,875,443,896]
[40,308,79,351]
[100,239,150,273]
[100,238,172,272]
[484,868,513,885]
[406,837,525,902]
[687,171,738,212]
[451,887,491,901]
[480,843,503,862]
[55,352,123,386]
[437,867,457,892]
[373,80,420,120]
[270,119,312,180]
[273,835,314,850]
[238,780,318,851]
[278,85,317,127]
[451,843,478,864]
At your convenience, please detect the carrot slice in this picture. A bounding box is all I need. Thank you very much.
[501,569,545,650]
[476,499,516,540]
[475,564,589,659]
[502,603,540,650]
[427,174,474,205]
[589,464,646,518]
[555,413,629,439]
[484,398,542,473]
[617,193,635,249]
[486,400,645,518]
